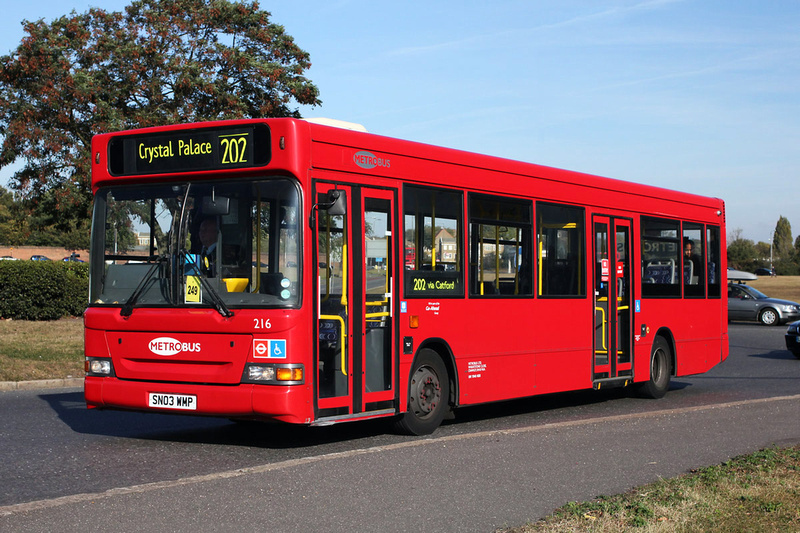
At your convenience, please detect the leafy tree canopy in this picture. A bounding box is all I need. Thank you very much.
[727,233,758,271]
[0,0,320,242]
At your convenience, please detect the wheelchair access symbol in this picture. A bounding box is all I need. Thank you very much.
[253,339,287,359]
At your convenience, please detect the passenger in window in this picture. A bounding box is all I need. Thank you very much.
[683,238,701,284]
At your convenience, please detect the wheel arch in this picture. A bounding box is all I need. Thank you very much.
[651,327,676,377]
[414,337,458,408]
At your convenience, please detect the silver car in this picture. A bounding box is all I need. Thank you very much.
[728,283,800,326]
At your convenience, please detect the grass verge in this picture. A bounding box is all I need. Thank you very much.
[499,446,800,532]
[748,275,800,303]
[0,317,84,381]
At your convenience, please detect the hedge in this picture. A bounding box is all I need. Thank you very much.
[0,261,89,320]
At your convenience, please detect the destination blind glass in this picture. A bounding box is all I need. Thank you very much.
[108,124,271,175]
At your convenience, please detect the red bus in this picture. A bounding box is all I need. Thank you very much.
[84,118,728,435]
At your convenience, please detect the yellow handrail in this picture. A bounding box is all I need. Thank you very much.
[320,314,347,376]
[595,306,607,352]
[340,243,348,308]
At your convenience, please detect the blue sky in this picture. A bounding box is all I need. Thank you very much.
[2,1,798,243]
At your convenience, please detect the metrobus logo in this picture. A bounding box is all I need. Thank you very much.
[353,150,391,170]
[148,337,201,356]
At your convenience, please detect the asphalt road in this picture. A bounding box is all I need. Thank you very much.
[1,323,798,532]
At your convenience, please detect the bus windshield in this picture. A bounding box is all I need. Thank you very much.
[89,177,301,311]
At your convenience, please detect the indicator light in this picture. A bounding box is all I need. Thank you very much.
[277,367,303,381]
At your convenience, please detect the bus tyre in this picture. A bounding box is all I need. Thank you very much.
[759,308,779,326]
[395,349,450,436]
[637,336,671,399]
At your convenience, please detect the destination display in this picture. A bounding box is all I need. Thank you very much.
[404,270,462,297]
[108,124,270,175]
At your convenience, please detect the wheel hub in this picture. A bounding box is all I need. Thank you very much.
[412,367,441,416]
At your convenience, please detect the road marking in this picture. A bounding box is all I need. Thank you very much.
[2,394,799,517]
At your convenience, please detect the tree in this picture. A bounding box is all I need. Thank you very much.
[773,216,793,261]
[0,0,320,242]
[726,229,758,271]
[0,186,29,245]
[772,216,797,275]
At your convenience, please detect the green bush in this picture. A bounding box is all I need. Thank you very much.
[0,261,89,320]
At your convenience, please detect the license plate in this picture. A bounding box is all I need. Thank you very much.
[148,392,197,411]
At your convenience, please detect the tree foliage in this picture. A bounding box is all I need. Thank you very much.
[0,186,28,245]
[728,217,800,275]
[727,233,758,271]
[773,216,793,260]
[0,0,320,245]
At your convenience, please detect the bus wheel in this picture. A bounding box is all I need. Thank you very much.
[637,336,671,399]
[759,308,779,326]
[395,349,450,435]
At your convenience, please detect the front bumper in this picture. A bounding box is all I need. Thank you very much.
[84,377,313,424]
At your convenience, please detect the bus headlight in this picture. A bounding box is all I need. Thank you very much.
[247,365,276,382]
[85,357,115,377]
[242,364,304,385]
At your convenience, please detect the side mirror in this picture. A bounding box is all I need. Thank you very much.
[325,190,347,215]
[309,189,347,229]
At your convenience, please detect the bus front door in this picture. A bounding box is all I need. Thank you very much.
[592,217,633,388]
[315,183,396,421]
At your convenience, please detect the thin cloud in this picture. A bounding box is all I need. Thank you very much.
[388,0,685,57]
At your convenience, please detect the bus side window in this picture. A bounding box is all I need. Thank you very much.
[468,193,533,298]
[706,225,721,297]
[641,217,680,298]
[403,185,463,298]
[536,202,585,297]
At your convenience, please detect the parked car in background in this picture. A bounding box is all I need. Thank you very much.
[0,256,20,260]
[728,282,800,326]
[30,255,51,261]
[62,253,84,262]
[754,268,774,276]
[786,321,800,359]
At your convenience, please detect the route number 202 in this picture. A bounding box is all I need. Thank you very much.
[220,135,248,165]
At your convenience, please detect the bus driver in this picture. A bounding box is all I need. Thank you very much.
[198,217,218,277]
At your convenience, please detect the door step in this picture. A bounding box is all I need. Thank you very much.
[593,377,632,390]
[311,408,396,427]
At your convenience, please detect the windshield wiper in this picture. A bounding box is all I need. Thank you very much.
[181,250,234,318]
[120,255,168,317]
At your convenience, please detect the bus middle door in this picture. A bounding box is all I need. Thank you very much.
[592,216,633,388]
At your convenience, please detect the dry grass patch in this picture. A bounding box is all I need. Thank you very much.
[500,446,800,532]
[748,276,800,303]
[0,317,84,381]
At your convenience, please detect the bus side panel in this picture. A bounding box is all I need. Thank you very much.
[405,298,593,406]
[675,298,724,376]
[449,299,537,405]
[404,299,532,406]
[634,298,724,379]
[530,299,594,395]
